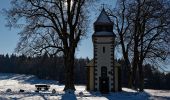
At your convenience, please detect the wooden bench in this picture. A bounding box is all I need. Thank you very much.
[35,84,50,91]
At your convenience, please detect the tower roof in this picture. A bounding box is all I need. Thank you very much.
[94,8,113,25]
[93,8,116,37]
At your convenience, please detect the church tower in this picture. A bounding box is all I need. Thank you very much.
[92,8,116,93]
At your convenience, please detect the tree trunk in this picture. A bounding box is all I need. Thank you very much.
[138,61,144,91]
[125,59,132,88]
[63,48,76,91]
[132,39,139,89]
[120,36,132,88]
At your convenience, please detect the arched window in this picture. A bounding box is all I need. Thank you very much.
[103,47,105,53]
[101,66,107,77]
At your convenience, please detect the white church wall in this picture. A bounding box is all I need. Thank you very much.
[94,37,114,91]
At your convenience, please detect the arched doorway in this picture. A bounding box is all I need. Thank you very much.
[99,66,109,93]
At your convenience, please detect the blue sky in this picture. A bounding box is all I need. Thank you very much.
[0,0,116,59]
[0,0,20,55]
[0,1,169,71]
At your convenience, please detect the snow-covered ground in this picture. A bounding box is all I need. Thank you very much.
[0,73,170,100]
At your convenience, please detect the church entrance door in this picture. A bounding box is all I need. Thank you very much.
[99,67,109,93]
[99,77,109,93]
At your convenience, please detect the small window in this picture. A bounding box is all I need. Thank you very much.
[103,47,105,53]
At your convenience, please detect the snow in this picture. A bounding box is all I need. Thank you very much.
[0,73,170,100]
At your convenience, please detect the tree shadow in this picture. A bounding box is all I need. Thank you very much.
[89,90,170,100]
[0,73,58,85]
[86,90,151,100]
[61,92,77,100]
[1,91,53,100]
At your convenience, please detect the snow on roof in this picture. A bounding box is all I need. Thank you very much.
[94,8,113,25]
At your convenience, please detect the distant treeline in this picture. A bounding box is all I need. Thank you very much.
[0,54,88,84]
[0,54,170,89]
[120,60,170,90]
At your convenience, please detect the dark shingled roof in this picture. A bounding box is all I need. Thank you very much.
[94,8,113,25]
[93,9,116,37]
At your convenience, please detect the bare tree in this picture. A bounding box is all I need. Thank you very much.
[108,0,133,88]
[133,0,170,91]
[5,0,91,91]
[110,0,170,91]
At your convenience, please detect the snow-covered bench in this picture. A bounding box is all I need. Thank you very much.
[35,84,50,91]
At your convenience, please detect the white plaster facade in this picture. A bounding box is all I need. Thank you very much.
[93,37,115,91]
